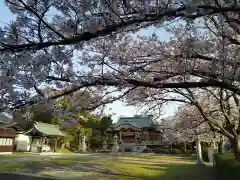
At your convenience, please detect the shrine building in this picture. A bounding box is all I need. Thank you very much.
[105,115,163,152]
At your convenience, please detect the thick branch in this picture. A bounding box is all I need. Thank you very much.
[1,5,240,52]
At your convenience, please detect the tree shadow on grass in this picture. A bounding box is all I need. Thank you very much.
[0,172,58,180]
[100,160,214,180]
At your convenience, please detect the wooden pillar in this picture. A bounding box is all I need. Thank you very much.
[54,137,57,153]
[119,131,122,142]
[158,133,162,144]
[40,137,44,153]
[29,136,34,152]
[160,134,163,144]
[146,131,149,143]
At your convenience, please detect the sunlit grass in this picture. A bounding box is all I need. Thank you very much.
[0,154,213,180]
[98,160,212,180]
[97,153,195,162]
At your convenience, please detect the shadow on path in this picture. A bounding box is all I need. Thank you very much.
[0,173,59,180]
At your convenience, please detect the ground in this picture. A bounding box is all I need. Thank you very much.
[0,153,215,180]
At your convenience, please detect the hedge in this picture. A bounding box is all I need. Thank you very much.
[142,148,153,153]
[154,148,195,155]
[124,148,132,152]
[154,148,169,154]
[214,153,240,180]
[168,148,182,154]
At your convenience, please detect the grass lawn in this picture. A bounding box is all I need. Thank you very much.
[97,160,213,180]
[0,156,96,172]
[97,153,196,162]
[0,155,214,180]
[0,153,28,160]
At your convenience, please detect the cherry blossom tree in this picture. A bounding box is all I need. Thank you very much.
[163,104,218,144]
[0,0,238,111]
[135,86,240,160]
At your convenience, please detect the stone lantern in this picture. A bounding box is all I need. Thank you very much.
[111,134,119,153]
[80,135,87,152]
[102,138,108,151]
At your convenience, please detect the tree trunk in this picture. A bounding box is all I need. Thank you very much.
[78,133,81,151]
[183,141,187,152]
[196,137,205,165]
[218,139,223,154]
[233,136,240,162]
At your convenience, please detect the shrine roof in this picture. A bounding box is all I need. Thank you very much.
[25,122,66,136]
[0,112,13,123]
[108,116,161,130]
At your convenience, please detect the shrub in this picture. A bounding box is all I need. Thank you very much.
[142,148,153,153]
[154,148,169,154]
[168,148,182,154]
[190,149,196,154]
[214,153,240,180]
[96,150,111,153]
[124,148,132,152]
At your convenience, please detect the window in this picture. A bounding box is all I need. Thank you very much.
[0,138,4,145]
[6,138,13,146]
[0,138,7,146]
[0,138,13,146]
[2,138,7,145]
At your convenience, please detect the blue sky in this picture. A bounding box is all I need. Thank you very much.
[0,2,179,122]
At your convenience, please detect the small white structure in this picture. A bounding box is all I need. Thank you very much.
[15,134,51,152]
[14,133,31,152]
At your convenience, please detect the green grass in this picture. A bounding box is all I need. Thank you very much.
[0,162,23,172]
[0,154,27,160]
[0,156,95,172]
[0,154,214,180]
[98,153,195,162]
[55,148,73,154]
[98,160,213,180]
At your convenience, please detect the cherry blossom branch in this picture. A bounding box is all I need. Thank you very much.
[4,76,237,111]
[86,86,137,110]
[1,5,240,52]
[46,75,240,95]
[191,95,235,140]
